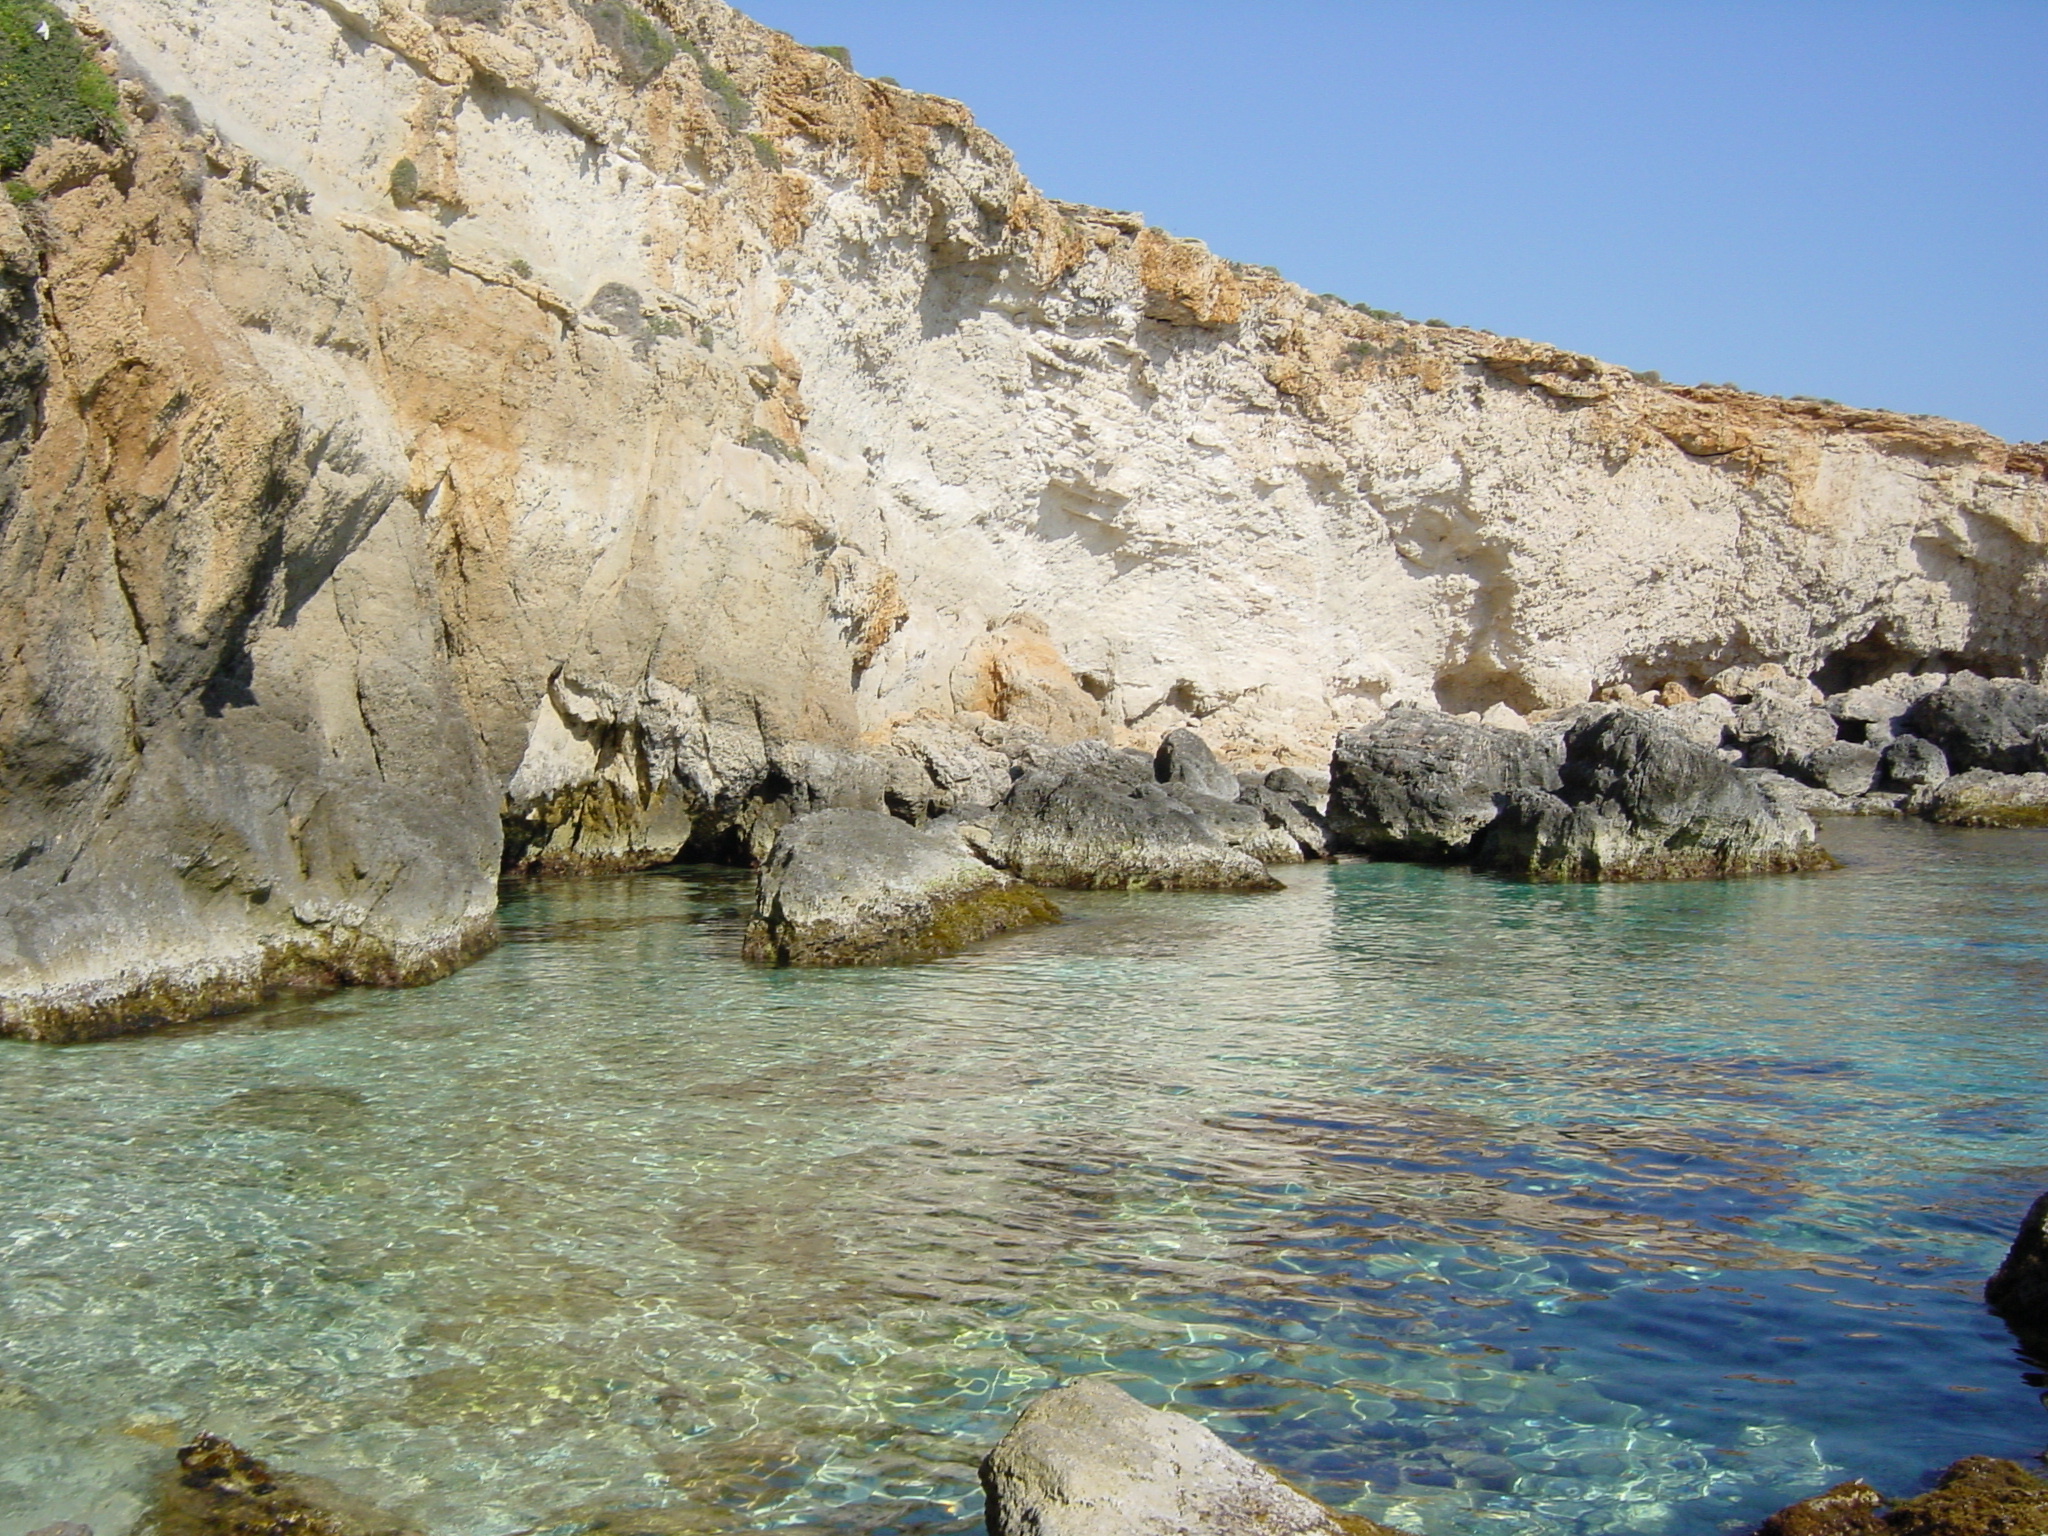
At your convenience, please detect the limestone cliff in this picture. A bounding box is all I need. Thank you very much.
[1,0,2042,1037]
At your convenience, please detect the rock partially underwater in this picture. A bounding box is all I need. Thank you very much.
[981,1378,1408,1536]
[144,1435,420,1536]
[1754,1458,2048,1536]
[1986,1191,2048,1355]
[1330,705,1831,881]
[742,808,1058,966]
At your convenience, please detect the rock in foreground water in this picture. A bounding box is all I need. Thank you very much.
[149,1434,420,1536]
[742,810,1058,966]
[1756,1457,2048,1536]
[980,1378,1407,1536]
[1985,1191,2048,1350]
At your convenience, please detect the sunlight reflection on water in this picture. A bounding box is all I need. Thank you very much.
[1,820,2044,1536]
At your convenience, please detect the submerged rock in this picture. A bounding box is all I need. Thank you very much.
[976,772,1283,892]
[981,1378,1408,1536]
[1476,710,1831,881]
[1756,1458,2048,1536]
[1328,708,1559,859]
[146,1434,420,1536]
[1922,771,2048,828]
[741,809,1058,966]
[1985,1191,2048,1351]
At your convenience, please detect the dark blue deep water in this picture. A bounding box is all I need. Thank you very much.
[2,819,2045,1536]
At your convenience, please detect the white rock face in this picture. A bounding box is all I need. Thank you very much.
[1,0,2044,1033]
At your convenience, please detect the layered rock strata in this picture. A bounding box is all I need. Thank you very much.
[741,807,1057,965]
[980,1378,1407,1536]
[0,0,2043,1034]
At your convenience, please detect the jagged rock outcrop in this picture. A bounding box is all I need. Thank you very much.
[740,807,1057,965]
[1475,710,1832,881]
[1327,708,1560,858]
[980,1379,1407,1536]
[1903,676,2048,774]
[1,0,2044,1034]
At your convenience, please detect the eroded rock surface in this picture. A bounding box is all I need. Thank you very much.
[1327,709,1559,858]
[741,809,1057,965]
[1923,772,2048,828]
[974,771,1284,892]
[1477,710,1831,881]
[980,1378,1406,1536]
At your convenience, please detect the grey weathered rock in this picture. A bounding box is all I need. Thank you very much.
[981,1378,1405,1536]
[1880,734,1950,791]
[1986,1192,2048,1353]
[1922,771,2048,829]
[1660,695,1735,750]
[1728,695,1841,774]
[1801,741,1883,798]
[1155,728,1242,802]
[1328,708,1560,859]
[1165,785,1305,864]
[978,773,1283,891]
[1904,676,2048,774]
[1242,785,1332,859]
[742,809,1057,966]
[1708,663,1823,706]
[1476,710,1832,881]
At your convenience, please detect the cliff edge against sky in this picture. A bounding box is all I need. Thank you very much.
[1,0,2042,1037]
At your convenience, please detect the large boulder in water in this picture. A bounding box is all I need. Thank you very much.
[980,1378,1409,1536]
[1475,709,1831,881]
[1922,770,2048,828]
[742,809,1058,966]
[1985,1191,2048,1351]
[1903,676,2048,774]
[1328,708,1560,858]
[974,771,1283,891]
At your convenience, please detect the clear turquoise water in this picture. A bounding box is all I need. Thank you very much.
[2,819,2045,1536]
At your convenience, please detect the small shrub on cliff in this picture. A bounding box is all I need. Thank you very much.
[508,256,532,279]
[4,178,35,204]
[578,0,677,85]
[423,242,451,275]
[746,132,780,170]
[809,44,852,69]
[388,157,419,207]
[677,41,750,129]
[0,0,122,178]
[1351,302,1406,323]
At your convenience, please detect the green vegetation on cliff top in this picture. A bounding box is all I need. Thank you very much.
[0,0,120,177]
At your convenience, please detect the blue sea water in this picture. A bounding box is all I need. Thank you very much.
[1,818,2044,1536]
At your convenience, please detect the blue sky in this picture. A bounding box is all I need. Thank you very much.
[738,1,2045,443]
